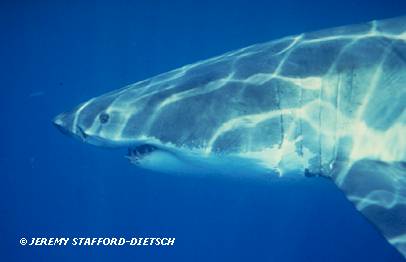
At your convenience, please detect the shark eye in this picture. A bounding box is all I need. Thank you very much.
[99,112,110,124]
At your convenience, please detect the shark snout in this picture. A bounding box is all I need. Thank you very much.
[53,112,90,142]
[53,113,73,136]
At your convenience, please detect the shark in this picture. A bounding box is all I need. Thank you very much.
[54,16,406,257]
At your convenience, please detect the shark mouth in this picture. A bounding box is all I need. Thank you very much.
[126,144,158,165]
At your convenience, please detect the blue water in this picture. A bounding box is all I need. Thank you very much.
[1,1,405,261]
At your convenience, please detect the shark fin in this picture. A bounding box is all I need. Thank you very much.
[331,159,406,257]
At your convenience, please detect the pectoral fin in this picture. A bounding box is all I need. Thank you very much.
[331,159,406,257]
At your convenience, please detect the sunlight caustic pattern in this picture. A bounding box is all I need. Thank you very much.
[54,16,406,257]
[75,18,404,171]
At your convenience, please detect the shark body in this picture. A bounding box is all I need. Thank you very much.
[54,16,406,257]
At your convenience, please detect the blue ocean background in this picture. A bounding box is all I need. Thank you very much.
[1,0,405,261]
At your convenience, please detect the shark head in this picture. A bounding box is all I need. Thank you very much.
[53,33,334,176]
[52,54,294,176]
[52,82,204,174]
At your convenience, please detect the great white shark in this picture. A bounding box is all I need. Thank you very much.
[54,16,406,257]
